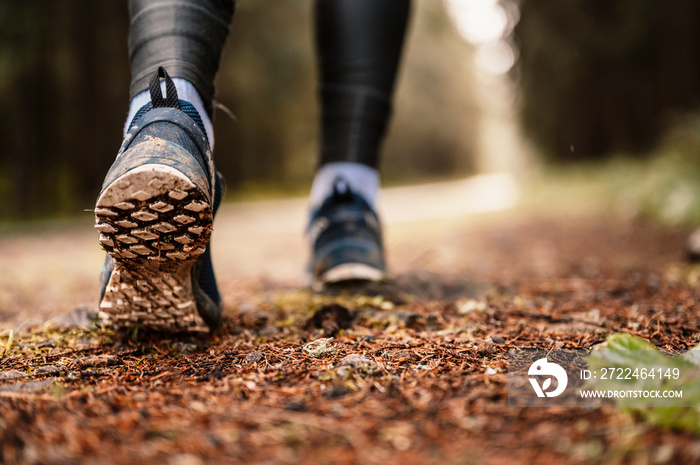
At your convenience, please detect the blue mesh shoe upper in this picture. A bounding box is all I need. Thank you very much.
[307,178,386,285]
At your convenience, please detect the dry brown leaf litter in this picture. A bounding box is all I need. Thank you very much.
[2,215,700,464]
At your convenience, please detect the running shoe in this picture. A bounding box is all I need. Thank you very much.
[95,67,222,333]
[307,178,387,289]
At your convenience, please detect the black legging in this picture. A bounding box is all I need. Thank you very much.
[128,0,411,169]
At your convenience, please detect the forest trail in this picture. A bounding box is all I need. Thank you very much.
[1,173,699,464]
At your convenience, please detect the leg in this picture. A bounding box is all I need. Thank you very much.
[128,0,234,118]
[95,0,234,332]
[308,0,411,288]
[314,0,410,170]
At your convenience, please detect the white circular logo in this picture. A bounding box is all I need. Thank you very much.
[528,358,568,397]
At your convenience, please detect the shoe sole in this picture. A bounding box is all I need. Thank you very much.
[95,164,213,332]
[312,263,387,291]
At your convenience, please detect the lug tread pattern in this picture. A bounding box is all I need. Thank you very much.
[95,167,212,332]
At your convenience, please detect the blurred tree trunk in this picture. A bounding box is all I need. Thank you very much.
[0,1,128,218]
[512,0,700,160]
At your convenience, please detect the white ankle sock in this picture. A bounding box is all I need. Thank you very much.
[310,162,380,211]
[124,78,214,148]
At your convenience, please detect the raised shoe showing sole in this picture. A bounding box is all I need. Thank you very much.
[95,164,213,332]
[96,66,220,333]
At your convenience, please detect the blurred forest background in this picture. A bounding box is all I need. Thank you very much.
[2,0,700,219]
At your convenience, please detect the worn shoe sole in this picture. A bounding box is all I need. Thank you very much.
[95,164,213,332]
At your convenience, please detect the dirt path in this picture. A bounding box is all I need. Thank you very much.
[0,174,518,327]
[1,175,699,464]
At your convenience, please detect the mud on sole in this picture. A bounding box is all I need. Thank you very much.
[94,164,213,332]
